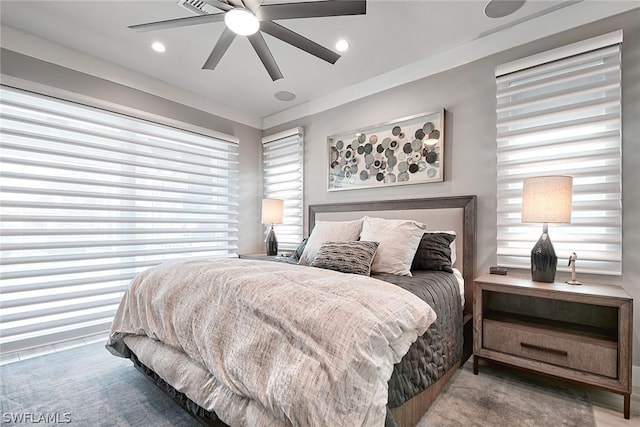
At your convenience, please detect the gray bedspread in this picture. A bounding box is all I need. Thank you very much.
[375,271,463,408]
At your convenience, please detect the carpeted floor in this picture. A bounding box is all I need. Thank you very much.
[420,360,595,427]
[1,342,596,426]
[1,342,198,426]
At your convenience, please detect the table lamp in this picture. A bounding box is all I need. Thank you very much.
[261,198,284,256]
[521,176,572,283]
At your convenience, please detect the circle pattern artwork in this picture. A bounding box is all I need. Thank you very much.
[329,114,442,189]
[426,151,438,164]
[423,122,435,134]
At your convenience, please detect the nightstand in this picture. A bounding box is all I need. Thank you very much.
[238,254,279,261]
[473,274,633,419]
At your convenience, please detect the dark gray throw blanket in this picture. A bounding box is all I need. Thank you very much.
[377,271,463,408]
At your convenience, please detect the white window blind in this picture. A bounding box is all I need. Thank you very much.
[262,128,303,252]
[0,85,239,354]
[496,36,622,276]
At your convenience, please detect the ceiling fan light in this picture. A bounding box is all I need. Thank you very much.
[225,8,259,36]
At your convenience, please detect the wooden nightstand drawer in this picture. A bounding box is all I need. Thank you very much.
[483,318,617,378]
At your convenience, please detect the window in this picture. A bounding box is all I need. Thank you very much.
[0,85,239,354]
[262,128,303,252]
[496,31,622,276]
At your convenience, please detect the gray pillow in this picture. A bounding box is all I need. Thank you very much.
[291,238,308,261]
[310,241,379,276]
[411,232,455,273]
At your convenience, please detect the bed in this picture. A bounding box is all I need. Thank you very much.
[107,196,476,427]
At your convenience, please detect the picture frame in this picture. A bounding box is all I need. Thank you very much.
[327,109,445,191]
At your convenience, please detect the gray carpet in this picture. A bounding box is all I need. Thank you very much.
[1,342,198,426]
[419,360,596,427]
[1,342,596,426]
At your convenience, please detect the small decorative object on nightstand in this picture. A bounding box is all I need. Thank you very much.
[473,274,633,419]
[566,252,581,285]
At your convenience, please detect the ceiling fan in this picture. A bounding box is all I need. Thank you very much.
[129,0,367,81]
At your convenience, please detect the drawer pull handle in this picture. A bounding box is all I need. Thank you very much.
[520,342,568,356]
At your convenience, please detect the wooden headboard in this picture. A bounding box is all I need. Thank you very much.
[308,196,477,314]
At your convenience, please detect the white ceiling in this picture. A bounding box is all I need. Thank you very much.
[0,1,636,129]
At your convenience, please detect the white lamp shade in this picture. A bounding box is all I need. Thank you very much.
[522,176,573,224]
[261,199,284,224]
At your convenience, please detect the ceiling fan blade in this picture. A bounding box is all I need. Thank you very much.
[129,13,225,32]
[241,0,263,14]
[202,0,234,12]
[202,27,237,70]
[261,21,340,64]
[247,33,284,81]
[257,0,366,21]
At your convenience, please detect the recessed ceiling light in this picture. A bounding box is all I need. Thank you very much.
[274,91,296,102]
[484,0,525,18]
[225,8,260,36]
[151,41,166,53]
[335,39,349,52]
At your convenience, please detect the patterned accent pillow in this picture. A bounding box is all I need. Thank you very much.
[310,241,379,276]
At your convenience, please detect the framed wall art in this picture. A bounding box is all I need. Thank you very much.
[327,109,444,191]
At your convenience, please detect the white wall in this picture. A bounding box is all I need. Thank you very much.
[265,10,640,365]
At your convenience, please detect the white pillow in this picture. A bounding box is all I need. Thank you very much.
[298,219,363,265]
[360,216,426,276]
